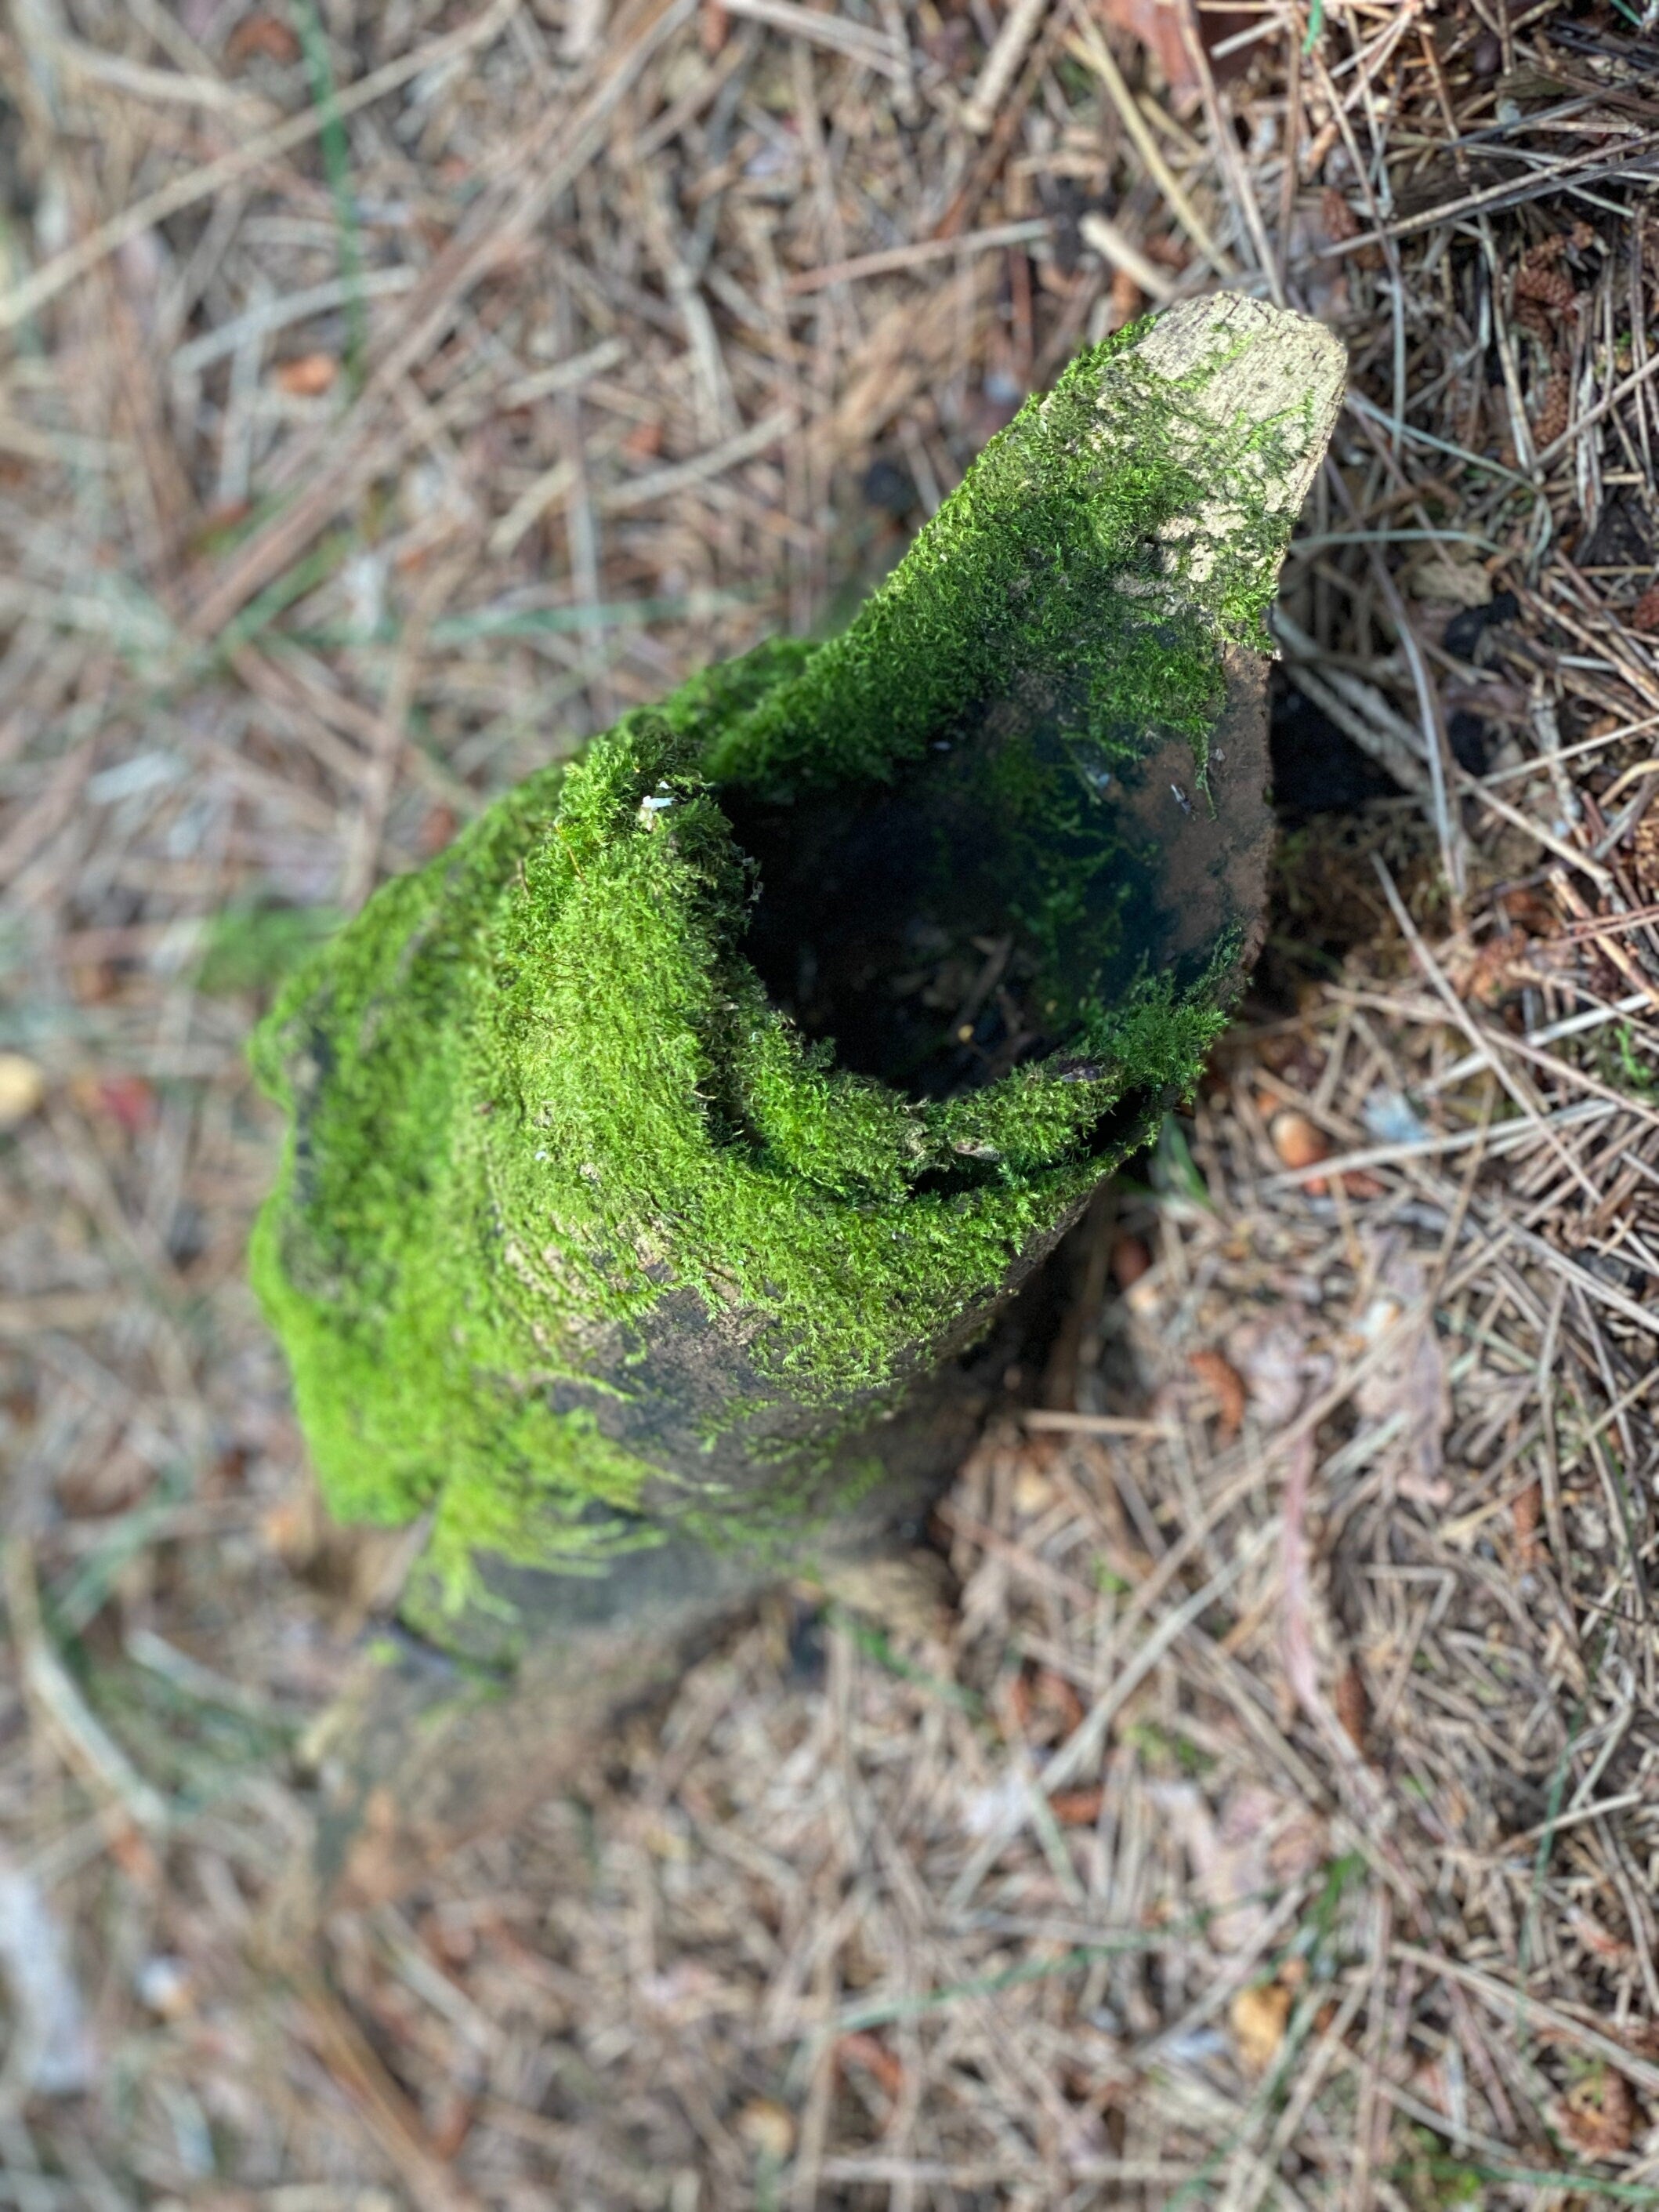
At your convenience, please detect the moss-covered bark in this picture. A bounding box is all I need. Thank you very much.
[252,297,1344,1626]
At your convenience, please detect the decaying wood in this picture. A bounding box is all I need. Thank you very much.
[293,292,1345,1909]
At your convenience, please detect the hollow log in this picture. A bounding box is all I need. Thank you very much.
[255,295,1346,1906]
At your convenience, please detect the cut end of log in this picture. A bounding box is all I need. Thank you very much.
[1134,293,1347,521]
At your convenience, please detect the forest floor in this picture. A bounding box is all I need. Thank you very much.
[3,0,1659,2204]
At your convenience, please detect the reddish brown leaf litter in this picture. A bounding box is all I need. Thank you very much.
[2,0,1659,2205]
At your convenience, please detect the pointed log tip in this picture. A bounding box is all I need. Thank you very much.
[1132,290,1347,514]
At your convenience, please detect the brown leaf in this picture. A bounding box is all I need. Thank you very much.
[1098,0,1197,95]
[1333,1660,1367,1752]
[836,2031,905,2101]
[418,804,459,858]
[1632,583,1659,633]
[1190,1348,1247,1438]
[1499,886,1559,934]
[275,353,339,397]
[1004,1663,1086,1744]
[1512,1481,1543,1568]
[1051,1786,1105,1826]
[1340,1169,1386,1198]
[1270,1110,1329,1172]
[1034,1666,1085,1737]
[1230,1980,1292,2072]
[225,13,301,65]
[78,1072,158,1134]
[1096,0,1254,101]
[1110,1233,1152,1288]
[1108,266,1143,325]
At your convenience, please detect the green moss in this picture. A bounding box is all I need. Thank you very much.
[700,317,1306,800]
[252,318,1322,1594]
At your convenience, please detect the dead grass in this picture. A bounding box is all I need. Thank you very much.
[2,0,1659,2204]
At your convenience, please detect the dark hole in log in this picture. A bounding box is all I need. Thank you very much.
[723,688,1243,1101]
[725,757,1067,1100]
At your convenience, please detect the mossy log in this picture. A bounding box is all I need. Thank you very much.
[258,296,1344,1904]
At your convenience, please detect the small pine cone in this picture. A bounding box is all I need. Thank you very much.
[1632,583,1659,633]
[1516,262,1577,314]
[1532,374,1570,447]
